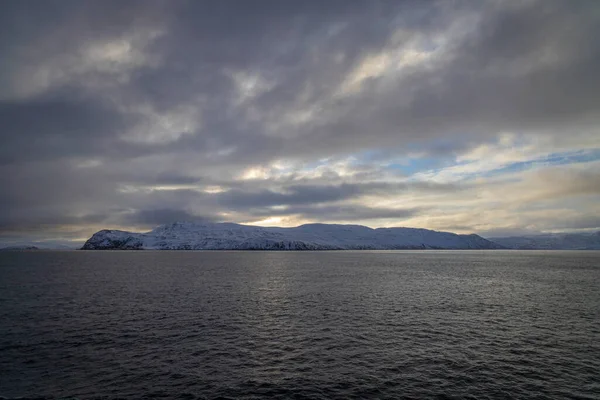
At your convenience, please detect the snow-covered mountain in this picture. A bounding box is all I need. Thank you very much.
[81,222,503,250]
[491,231,600,250]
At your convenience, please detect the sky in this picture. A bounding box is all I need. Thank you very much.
[1,0,600,245]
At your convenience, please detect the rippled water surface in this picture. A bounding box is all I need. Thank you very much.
[1,250,599,399]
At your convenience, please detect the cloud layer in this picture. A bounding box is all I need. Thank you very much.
[1,0,599,243]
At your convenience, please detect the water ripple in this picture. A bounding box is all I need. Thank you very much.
[0,250,599,399]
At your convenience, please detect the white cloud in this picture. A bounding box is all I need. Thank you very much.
[413,132,600,183]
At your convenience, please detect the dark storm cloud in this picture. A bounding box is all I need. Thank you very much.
[0,93,131,164]
[217,184,367,208]
[285,1,600,157]
[215,180,464,209]
[1,0,599,239]
[249,204,422,222]
[0,176,445,235]
[0,213,106,232]
[121,209,217,226]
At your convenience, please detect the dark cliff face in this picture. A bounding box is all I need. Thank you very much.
[81,239,143,250]
[81,230,144,250]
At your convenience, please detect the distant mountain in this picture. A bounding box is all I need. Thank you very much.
[0,245,39,251]
[0,242,79,250]
[81,222,503,250]
[490,231,600,250]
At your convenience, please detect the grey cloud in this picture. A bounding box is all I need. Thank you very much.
[0,93,132,164]
[1,0,598,239]
[0,211,107,236]
[517,168,600,203]
[276,1,600,159]
[252,204,422,223]
[217,184,366,208]
[121,208,217,227]
[480,213,600,238]
[214,180,465,209]
[552,216,600,231]
[0,0,166,100]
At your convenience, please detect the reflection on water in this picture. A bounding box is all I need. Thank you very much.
[1,250,599,398]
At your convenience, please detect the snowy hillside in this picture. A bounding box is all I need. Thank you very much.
[491,231,600,250]
[81,222,503,250]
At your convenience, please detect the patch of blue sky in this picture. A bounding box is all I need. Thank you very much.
[298,158,333,172]
[403,147,600,183]
[385,157,448,174]
[350,149,389,163]
[349,148,453,174]
[479,148,600,178]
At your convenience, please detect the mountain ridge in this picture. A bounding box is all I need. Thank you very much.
[491,231,600,250]
[81,221,503,250]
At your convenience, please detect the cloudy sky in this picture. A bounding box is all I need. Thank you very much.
[1,0,599,244]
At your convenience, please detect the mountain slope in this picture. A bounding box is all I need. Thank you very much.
[491,231,600,250]
[82,222,502,250]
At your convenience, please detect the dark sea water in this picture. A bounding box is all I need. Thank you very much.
[1,250,599,399]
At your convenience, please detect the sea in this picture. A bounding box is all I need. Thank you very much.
[0,250,599,399]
